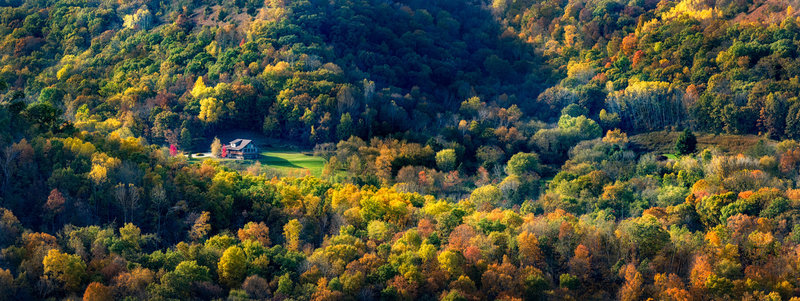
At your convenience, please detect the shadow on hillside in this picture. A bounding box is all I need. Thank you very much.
[258,154,304,169]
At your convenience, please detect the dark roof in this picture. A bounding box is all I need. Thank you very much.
[227,139,253,151]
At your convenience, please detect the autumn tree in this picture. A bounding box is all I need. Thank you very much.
[199,97,224,123]
[607,81,685,132]
[237,222,270,246]
[243,275,271,299]
[44,189,65,230]
[218,246,247,288]
[189,211,211,241]
[618,264,643,301]
[517,231,542,267]
[83,282,113,301]
[211,137,222,157]
[43,249,87,292]
[284,219,302,251]
[568,244,591,278]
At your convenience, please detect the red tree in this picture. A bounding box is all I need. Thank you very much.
[169,144,177,157]
[221,146,228,158]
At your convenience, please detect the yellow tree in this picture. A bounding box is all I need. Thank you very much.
[119,223,143,254]
[283,219,302,251]
[189,211,211,241]
[43,249,87,292]
[211,137,222,157]
[218,246,247,288]
[199,97,223,123]
[517,231,542,267]
[191,76,213,98]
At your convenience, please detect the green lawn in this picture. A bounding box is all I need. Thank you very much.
[663,154,679,160]
[257,150,326,177]
[185,148,326,177]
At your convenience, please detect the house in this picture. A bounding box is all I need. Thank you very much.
[225,139,259,159]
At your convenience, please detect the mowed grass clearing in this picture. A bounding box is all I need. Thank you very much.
[186,148,326,177]
[257,149,326,177]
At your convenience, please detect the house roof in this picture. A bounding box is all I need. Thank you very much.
[227,139,253,151]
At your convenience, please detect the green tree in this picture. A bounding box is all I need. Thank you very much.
[436,149,457,171]
[620,215,670,259]
[506,152,540,176]
[160,260,211,298]
[24,102,61,133]
[483,55,512,78]
[470,185,502,208]
[696,192,737,227]
[785,102,800,139]
[276,273,293,296]
[559,273,579,290]
[263,116,279,137]
[598,109,621,130]
[337,113,355,140]
[180,127,193,150]
[438,250,466,277]
[476,145,504,168]
[675,129,697,155]
[558,114,603,140]
[38,87,63,104]
[561,104,588,118]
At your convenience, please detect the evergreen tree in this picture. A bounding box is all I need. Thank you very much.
[675,129,697,155]
[180,128,193,151]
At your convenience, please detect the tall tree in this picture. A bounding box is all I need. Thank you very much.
[211,137,222,157]
[218,246,247,288]
[675,129,697,155]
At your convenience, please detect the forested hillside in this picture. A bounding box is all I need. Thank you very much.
[1,0,800,300]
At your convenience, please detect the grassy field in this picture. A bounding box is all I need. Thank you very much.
[187,130,328,177]
[663,154,679,160]
[186,148,326,177]
[256,149,326,177]
[629,130,774,154]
